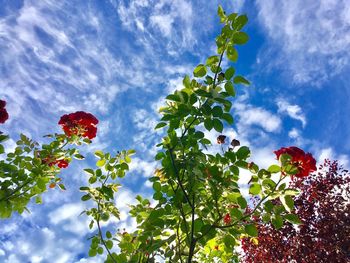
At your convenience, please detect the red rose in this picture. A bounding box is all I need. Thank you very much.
[0,100,9,124]
[223,213,231,225]
[55,159,69,168]
[42,157,69,169]
[0,108,9,124]
[0,100,6,108]
[58,111,98,139]
[274,146,316,178]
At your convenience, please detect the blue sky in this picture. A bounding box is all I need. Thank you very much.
[0,0,349,262]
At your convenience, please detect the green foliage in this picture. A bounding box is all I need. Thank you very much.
[0,5,306,263]
[0,132,88,218]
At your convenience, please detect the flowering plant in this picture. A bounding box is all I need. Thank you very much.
[0,5,323,263]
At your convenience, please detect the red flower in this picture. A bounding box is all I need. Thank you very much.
[42,157,69,168]
[223,213,231,225]
[58,111,98,139]
[274,146,316,178]
[55,159,69,168]
[0,100,6,108]
[0,100,9,124]
[217,135,226,144]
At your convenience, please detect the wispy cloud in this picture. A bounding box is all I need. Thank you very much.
[256,0,350,85]
[277,98,306,127]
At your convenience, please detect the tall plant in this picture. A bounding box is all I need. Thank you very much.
[0,5,318,263]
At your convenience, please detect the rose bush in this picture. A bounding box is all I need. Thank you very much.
[0,5,323,263]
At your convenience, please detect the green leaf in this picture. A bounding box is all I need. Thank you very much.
[155,122,167,129]
[233,75,250,85]
[84,169,95,175]
[204,119,213,131]
[284,214,302,225]
[97,247,104,255]
[200,138,211,145]
[262,179,276,190]
[280,195,294,212]
[89,176,97,184]
[223,235,235,248]
[213,119,223,132]
[225,67,235,80]
[272,215,283,229]
[249,183,262,195]
[58,184,66,190]
[284,188,300,196]
[0,144,4,154]
[212,106,223,117]
[224,81,235,96]
[125,156,131,163]
[193,64,207,78]
[127,149,136,156]
[183,75,191,89]
[222,113,234,125]
[206,55,219,66]
[153,182,161,192]
[81,194,91,201]
[236,146,250,160]
[106,231,112,239]
[217,5,226,23]
[89,249,97,257]
[96,159,106,167]
[166,94,181,102]
[94,150,104,158]
[232,32,249,45]
[268,165,281,173]
[74,153,85,160]
[227,46,238,62]
[245,224,258,237]
[35,196,42,204]
[264,200,274,213]
[233,14,248,31]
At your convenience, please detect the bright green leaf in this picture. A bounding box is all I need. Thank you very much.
[236,146,250,160]
[183,75,191,89]
[225,67,235,80]
[193,64,207,78]
[224,81,235,96]
[96,159,106,167]
[280,195,294,212]
[232,32,249,45]
[227,46,238,62]
[268,165,281,173]
[233,75,250,85]
[249,183,262,195]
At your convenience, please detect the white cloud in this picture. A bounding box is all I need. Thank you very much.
[277,99,307,127]
[129,157,157,178]
[256,0,350,85]
[235,103,282,133]
[317,147,349,167]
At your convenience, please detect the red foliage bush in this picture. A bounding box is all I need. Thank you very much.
[241,159,350,263]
